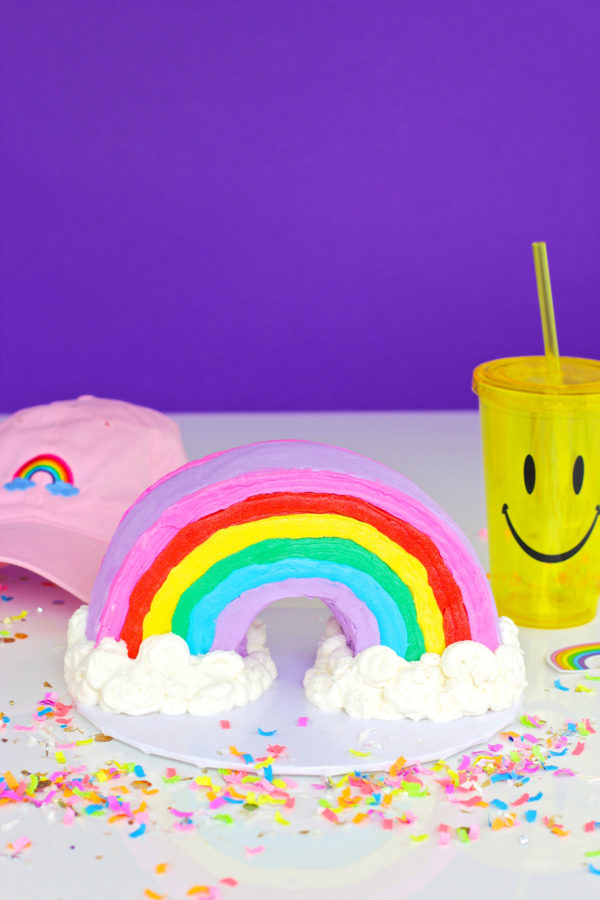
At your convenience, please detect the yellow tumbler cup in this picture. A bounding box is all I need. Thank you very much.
[473,356,600,628]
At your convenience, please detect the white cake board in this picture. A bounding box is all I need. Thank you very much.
[77,607,523,776]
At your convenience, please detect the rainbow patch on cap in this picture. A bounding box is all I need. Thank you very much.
[4,454,79,496]
[547,643,600,672]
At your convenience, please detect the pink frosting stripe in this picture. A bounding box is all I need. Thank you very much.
[212,578,381,655]
[93,468,499,649]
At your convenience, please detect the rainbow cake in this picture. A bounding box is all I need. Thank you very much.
[65,441,526,720]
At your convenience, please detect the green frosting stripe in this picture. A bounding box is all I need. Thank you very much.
[170,536,425,660]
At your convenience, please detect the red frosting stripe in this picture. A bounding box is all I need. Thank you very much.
[119,492,471,658]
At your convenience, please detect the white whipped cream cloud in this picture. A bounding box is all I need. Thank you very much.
[303,616,526,721]
[64,607,276,716]
[65,608,525,721]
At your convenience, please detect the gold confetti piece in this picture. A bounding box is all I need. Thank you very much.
[144,890,166,899]
[187,887,211,896]
[94,733,113,742]
[14,633,28,640]
[155,862,168,874]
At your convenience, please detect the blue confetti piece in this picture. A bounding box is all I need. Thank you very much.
[589,862,600,876]
[525,810,537,823]
[1,595,13,602]
[491,799,508,810]
[543,765,558,772]
[554,679,569,691]
[224,796,244,804]
[85,804,106,815]
[491,773,512,783]
[549,748,568,756]
[242,753,254,764]
[528,791,542,802]
[263,765,273,782]
[567,723,577,732]
[258,727,277,736]
[133,765,146,778]
[129,823,146,838]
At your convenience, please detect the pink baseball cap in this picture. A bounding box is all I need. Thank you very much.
[0,395,187,601]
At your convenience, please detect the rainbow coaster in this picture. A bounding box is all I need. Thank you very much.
[547,643,600,672]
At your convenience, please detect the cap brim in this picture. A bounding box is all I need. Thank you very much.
[0,521,108,603]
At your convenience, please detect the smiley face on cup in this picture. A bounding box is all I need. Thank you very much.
[502,452,600,563]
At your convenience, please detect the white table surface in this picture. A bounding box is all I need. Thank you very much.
[1,411,599,899]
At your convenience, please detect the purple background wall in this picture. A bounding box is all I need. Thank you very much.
[1,1,599,413]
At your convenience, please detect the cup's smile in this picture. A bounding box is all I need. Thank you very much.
[502,503,600,564]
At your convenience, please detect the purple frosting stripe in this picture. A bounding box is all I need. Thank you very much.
[212,578,381,655]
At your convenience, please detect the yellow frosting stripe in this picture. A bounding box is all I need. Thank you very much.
[142,513,445,653]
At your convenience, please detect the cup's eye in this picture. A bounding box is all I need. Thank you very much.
[573,455,584,494]
[524,454,535,494]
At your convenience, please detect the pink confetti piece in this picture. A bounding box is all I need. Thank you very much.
[63,808,75,826]
[220,878,238,887]
[572,741,585,756]
[245,846,265,857]
[585,821,600,833]
[469,824,479,841]
[12,725,36,732]
[297,717,309,727]
[511,794,530,807]
[584,718,596,734]
[165,767,177,779]
[8,835,31,855]
[553,769,575,777]
[220,720,231,730]
[438,824,451,845]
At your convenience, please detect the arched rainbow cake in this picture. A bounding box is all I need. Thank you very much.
[65,441,525,720]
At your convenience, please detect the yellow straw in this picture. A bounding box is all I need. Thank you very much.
[532,241,561,381]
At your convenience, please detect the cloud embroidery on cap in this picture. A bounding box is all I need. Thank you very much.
[3,454,80,496]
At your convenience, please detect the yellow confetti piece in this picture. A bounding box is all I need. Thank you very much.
[155,863,168,874]
[348,748,372,758]
[271,778,287,789]
[55,751,66,764]
[194,775,213,787]
[353,812,368,824]
[144,891,165,900]
[410,834,429,843]
[274,810,290,825]
[575,685,594,693]
[75,738,94,746]
[187,887,211,896]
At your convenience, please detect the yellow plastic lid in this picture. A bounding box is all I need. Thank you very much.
[473,357,600,413]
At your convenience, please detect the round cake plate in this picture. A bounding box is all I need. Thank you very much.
[77,607,523,776]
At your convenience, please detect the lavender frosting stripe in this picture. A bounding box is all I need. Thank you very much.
[211,578,381,655]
